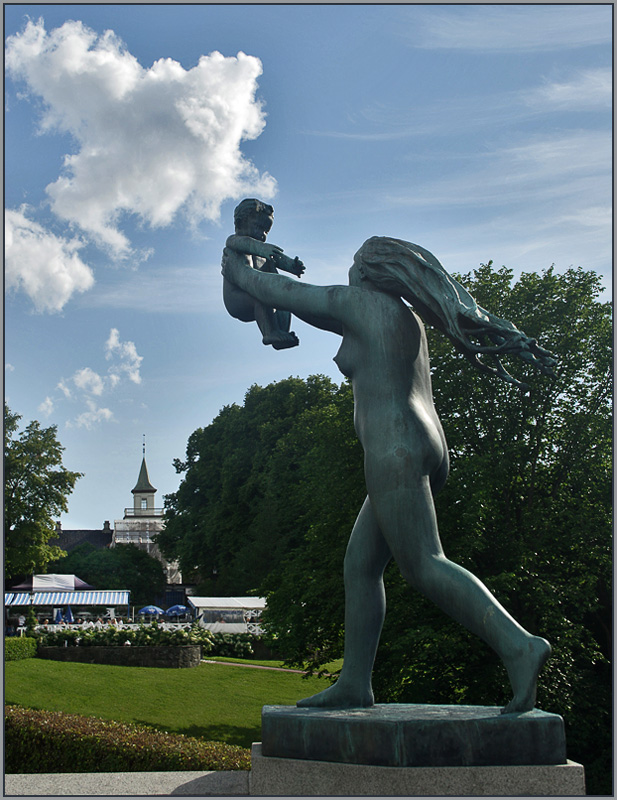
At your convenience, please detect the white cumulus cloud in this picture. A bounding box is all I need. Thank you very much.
[5,18,277,256]
[5,207,95,312]
[49,329,143,428]
[73,399,115,430]
[38,396,54,416]
[72,366,105,396]
[105,328,143,384]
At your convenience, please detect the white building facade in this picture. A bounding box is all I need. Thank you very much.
[112,456,182,585]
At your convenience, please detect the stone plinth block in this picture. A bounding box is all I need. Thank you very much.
[250,744,585,797]
[261,704,567,767]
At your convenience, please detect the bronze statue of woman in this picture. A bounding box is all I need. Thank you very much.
[222,231,557,714]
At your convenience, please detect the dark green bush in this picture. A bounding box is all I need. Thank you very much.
[25,607,38,638]
[36,622,213,650]
[208,632,254,658]
[5,637,37,662]
[5,705,251,773]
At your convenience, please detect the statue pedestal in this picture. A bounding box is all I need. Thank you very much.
[250,744,585,796]
[250,704,586,796]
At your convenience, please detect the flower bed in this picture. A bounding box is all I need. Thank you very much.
[36,622,213,650]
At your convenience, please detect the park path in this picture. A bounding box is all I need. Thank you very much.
[201,659,305,673]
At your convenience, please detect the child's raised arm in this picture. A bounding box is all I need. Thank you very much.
[226,235,305,277]
[226,234,284,261]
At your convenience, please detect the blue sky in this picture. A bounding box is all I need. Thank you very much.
[4,4,612,530]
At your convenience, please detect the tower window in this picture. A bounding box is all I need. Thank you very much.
[141,498,147,509]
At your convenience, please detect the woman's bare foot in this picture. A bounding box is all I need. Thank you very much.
[263,330,299,349]
[501,636,551,714]
[297,679,374,709]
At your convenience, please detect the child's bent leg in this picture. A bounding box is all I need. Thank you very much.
[223,278,257,322]
[255,303,299,349]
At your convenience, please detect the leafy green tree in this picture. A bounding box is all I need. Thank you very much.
[49,542,166,608]
[158,375,349,594]
[4,404,81,580]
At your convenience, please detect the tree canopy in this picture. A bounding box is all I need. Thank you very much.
[4,404,82,580]
[48,542,166,608]
[161,263,611,793]
[157,374,363,595]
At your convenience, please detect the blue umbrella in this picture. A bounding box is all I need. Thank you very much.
[165,604,188,617]
[138,605,164,615]
[64,606,74,624]
[54,608,63,624]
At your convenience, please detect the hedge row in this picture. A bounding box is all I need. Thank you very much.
[35,626,258,658]
[208,632,254,658]
[37,622,214,649]
[5,706,251,773]
[5,637,37,662]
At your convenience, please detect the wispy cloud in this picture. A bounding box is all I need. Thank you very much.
[5,206,95,312]
[5,17,276,281]
[409,6,611,52]
[81,266,220,313]
[47,329,144,428]
[384,131,610,209]
[307,68,612,142]
[382,129,611,278]
[38,396,54,417]
[522,68,612,111]
[72,400,115,430]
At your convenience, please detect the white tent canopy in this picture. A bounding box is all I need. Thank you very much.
[188,597,266,634]
[187,597,266,611]
[9,574,93,591]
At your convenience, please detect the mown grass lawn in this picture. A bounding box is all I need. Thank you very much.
[5,658,333,749]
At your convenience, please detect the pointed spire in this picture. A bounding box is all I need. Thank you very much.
[132,455,156,494]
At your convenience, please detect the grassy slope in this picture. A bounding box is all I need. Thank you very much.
[5,659,331,749]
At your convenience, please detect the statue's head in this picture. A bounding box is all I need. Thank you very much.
[234,198,274,234]
[352,236,409,295]
[352,236,437,302]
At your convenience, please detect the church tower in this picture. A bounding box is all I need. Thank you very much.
[112,440,182,585]
[131,455,157,515]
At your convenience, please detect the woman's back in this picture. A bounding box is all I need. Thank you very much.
[336,286,447,482]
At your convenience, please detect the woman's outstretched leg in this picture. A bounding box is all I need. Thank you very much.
[370,475,550,714]
[412,552,551,713]
[297,497,392,708]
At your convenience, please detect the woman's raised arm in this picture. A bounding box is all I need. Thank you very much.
[223,247,353,327]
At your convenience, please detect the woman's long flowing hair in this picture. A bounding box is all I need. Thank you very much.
[354,236,556,389]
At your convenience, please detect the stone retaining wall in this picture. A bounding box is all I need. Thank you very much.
[37,645,201,668]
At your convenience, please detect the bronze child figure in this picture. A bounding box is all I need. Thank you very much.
[222,198,305,350]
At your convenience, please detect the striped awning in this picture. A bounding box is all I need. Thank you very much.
[4,591,130,606]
